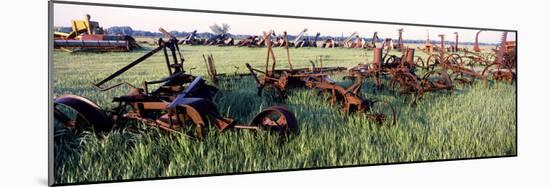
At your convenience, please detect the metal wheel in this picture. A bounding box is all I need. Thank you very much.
[414,56,426,69]
[481,62,498,79]
[444,54,464,67]
[425,54,441,71]
[250,106,299,136]
[364,100,396,126]
[384,55,398,66]
[53,95,113,135]
[481,62,514,84]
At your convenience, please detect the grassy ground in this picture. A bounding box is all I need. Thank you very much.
[52,45,516,184]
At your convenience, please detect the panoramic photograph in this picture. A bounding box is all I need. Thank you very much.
[51,2,517,185]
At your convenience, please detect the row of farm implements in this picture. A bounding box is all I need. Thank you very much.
[348,30,516,106]
[54,28,299,141]
[246,30,396,126]
[320,29,402,50]
[273,28,320,48]
[348,47,453,105]
[321,31,379,49]
[179,28,321,48]
[53,24,516,142]
[188,29,515,127]
[178,30,235,46]
[178,28,397,50]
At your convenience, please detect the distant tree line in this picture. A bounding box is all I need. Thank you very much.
[53,25,498,46]
[105,26,134,35]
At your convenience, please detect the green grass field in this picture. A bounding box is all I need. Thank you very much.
[53,45,516,184]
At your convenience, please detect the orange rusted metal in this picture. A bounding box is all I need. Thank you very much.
[473,30,483,52]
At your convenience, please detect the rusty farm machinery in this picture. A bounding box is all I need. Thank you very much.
[53,28,299,140]
[179,30,205,45]
[320,32,379,49]
[348,31,516,105]
[393,29,405,51]
[236,35,266,47]
[422,31,516,83]
[235,29,320,48]
[481,32,516,82]
[178,30,234,46]
[281,28,320,48]
[204,34,235,46]
[52,24,516,144]
[54,14,140,52]
[245,30,396,125]
[347,47,453,105]
[341,32,365,48]
[321,32,359,48]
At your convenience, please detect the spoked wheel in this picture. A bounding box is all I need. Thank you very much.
[53,95,113,135]
[414,56,426,69]
[481,62,515,84]
[444,54,464,67]
[425,54,441,71]
[481,62,498,80]
[383,55,400,67]
[364,100,396,126]
[250,106,299,136]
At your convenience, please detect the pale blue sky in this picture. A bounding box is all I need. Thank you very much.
[54,4,516,44]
